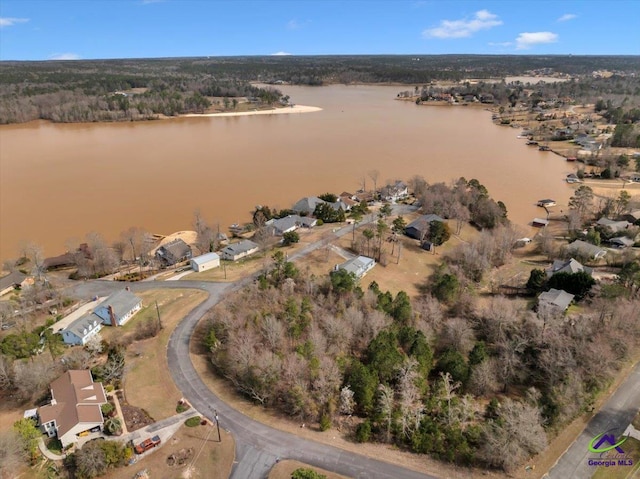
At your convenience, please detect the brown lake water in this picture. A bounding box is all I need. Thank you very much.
[0,84,575,261]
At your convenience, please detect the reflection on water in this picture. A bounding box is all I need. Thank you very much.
[0,84,574,260]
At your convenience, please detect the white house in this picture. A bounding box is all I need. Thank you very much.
[93,289,143,327]
[221,240,260,261]
[191,252,221,272]
[38,370,107,448]
[60,313,103,346]
[336,256,376,279]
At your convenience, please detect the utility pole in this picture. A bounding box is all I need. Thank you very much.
[155,300,163,330]
[214,409,221,442]
[223,262,227,280]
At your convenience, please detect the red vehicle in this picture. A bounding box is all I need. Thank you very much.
[134,435,161,454]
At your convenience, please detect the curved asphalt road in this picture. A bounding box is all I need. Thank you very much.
[66,206,440,478]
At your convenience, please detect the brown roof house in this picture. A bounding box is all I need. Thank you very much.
[37,370,107,447]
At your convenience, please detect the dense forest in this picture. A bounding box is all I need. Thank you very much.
[199,179,640,472]
[1,55,639,124]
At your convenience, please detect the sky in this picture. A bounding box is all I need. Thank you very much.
[0,1,639,61]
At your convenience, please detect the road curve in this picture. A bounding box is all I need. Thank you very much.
[164,279,438,479]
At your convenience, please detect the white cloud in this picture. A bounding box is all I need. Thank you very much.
[488,41,513,47]
[141,0,165,4]
[557,13,577,22]
[516,32,558,49]
[271,51,292,56]
[423,10,502,39]
[287,19,301,30]
[48,52,81,60]
[0,17,29,27]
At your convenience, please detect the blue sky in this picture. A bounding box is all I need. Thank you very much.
[1,1,638,60]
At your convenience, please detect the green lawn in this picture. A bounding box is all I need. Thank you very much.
[592,437,640,479]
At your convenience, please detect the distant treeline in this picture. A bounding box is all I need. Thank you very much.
[1,55,640,123]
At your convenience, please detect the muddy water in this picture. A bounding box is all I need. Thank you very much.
[0,84,575,260]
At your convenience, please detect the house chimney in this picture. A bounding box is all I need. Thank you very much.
[108,305,118,327]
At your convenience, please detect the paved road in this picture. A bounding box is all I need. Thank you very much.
[65,207,441,479]
[546,362,640,479]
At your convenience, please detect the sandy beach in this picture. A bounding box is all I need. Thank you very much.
[182,104,322,118]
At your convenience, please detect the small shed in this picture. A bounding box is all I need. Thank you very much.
[191,252,221,272]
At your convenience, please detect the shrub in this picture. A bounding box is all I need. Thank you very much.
[355,420,372,443]
[185,416,201,427]
[176,401,190,413]
[101,403,114,417]
[282,231,300,246]
[319,413,331,431]
[292,468,327,479]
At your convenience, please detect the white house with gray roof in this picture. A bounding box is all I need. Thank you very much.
[596,217,631,233]
[191,252,221,272]
[538,288,575,313]
[60,313,103,346]
[221,240,259,261]
[546,258,592,278]
[292,197,326,215]
[93,289,143,327]
[335,256,376,279]
[566,240,607,260]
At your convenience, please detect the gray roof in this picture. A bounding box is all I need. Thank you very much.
[610,236,635,247]
[338,256,375,278]
[158,238,191,258]
[271,215,302,233]
[597,218,631,232]
[566,240,607,259]
[0,271,27,291]
[65,313,102,340]
[98,290,142,318]
[405,214,445,236]
[292,197,326,214]
[547,258,592,277]
[191,252,220,266]
[223,240,259,256]
[539,288,574,311]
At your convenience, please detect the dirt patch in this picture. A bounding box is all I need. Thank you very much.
[269,460,350,479]
[103,425,234,479]
[166,448,194,467]
[117,390,154,432]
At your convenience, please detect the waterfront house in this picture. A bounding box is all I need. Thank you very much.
[156,238,192,266]
[0,271,29,297]
[335,256,376,279]
[381,181,409,202]
[537,199,556,208]
[37,370,107,448]
[93,289,143,327]
[565,240,607,260]
[291,197,326,215]
[538,289,575,313]
[191,252,221,272]
[546,258,592,278]
[60,313,103,346]
[404,214,445,240]
[221,240,259,261]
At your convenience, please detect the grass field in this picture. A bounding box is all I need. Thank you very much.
[102,424,235,479]
[102,289,208,420]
